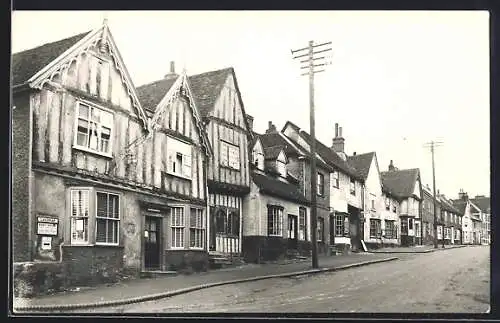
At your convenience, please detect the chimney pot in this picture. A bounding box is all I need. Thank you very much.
[388,160,395,171]
[335,123,339,137]
[339,126,343,138]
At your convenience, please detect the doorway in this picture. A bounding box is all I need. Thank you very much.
[145,216,161,269]
[287,214,298,250]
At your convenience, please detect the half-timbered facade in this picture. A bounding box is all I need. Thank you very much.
[12,22,210,287]
[189,68,252,258]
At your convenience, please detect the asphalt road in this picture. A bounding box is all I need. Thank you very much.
[83,246,490,314]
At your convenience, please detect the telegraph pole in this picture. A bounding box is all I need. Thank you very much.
[291,40,332,269]
[423,140,443,249]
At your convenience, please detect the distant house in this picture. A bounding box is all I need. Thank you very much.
[438,195,462,245]
[380,161,423,246]
[348,151,398,248]
[453,190,481,245]
[242,132,311,262]
[470,195,491,245]
[421,184,439,245]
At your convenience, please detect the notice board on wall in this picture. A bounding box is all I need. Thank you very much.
[36,216,59,236]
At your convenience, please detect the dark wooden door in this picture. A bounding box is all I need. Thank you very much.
[287,214,298,250]
[145,216,161,269]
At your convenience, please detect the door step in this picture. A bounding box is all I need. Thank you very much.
[140,270,178,279]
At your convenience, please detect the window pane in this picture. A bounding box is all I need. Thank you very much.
[96,218,107,243]
[97,192,108,217]
[79,104,89,118]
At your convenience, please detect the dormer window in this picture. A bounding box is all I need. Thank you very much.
[277,160,287,178]
[252,148,264,170]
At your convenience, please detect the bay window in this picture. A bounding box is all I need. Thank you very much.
[385,220,396,239]
[370,219,381,238]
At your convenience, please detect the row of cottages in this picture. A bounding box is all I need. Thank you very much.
[452,190,490,245]
[11,21,254,288]
[421,185,463,245]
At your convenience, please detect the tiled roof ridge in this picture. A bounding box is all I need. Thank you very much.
[12,30,91,56]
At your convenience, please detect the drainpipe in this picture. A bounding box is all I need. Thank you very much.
[59,241,64,263]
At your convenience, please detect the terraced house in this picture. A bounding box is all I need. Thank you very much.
[12,21,212,290]
[453,190,481,245]
[188,67,253,261]
[380,161,423,246]
[348,151,399,249]
[470,195,490,245]
[242,128,311,262]
[280,122,365,254]
[438,194,462,245]
[421,184,437,245]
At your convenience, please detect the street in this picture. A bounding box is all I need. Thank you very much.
[78,246,489,313]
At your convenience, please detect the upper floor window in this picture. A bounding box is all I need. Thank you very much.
[220,140,240,170]
[277,160,287,178]
[393,204,397,213]
[299,207,307,241]
[166,136,192,179]
[74,102,113,156]
[332,171,339,189]
[385,197,390,210]
[317,173,325,196]
[350,178,356,196]
[252,149,264,170]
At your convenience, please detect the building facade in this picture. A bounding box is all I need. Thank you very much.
[242,135,311,262]
[188,68,253,259]
[380,161,422,246]
[12,22,212,288]
[471,195,491,245]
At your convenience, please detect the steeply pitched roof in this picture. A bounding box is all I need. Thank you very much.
[451,199,467,215]
[470,196,490,213]
[380,168,420,200]
[299,130,360,179]
[258,132,303,157]
[347,152,375,181]
[188,67,233,118]
[263,146,283,161]
[252,171,309,205]
[136,77,178,112]
[12,31,91,87]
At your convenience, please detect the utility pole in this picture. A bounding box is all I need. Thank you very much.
[423,140,443,249]
[291,40,332,269]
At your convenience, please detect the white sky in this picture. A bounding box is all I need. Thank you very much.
[11,10,490,199]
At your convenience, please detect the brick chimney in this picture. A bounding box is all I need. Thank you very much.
[246,114,254,132]
[388,160,396,171]
[164,61,178,80]
[266,121,277,134]
[331,123,345,153]
[458,188,468,201]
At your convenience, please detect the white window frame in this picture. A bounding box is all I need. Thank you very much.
[332,171,339,188]
[166,136,192,180]
[298,207,307,241]
[189,208,205,250]
[350,178,356,196]
[73,100,114,158]
[220,140,241,170]
[170,206,185,249]
[268,206,283,237]
[277,160,287,178]
[317,173,325,196]
[95,191,120,246]
[70,188,91,245]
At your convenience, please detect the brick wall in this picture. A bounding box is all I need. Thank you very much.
[12,92,32,262]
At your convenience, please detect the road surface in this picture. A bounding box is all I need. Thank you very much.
[79,246,490,313]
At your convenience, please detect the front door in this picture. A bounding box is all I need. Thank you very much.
[145,216,161,269]
[329,213,335,245]
[287,214,298,250]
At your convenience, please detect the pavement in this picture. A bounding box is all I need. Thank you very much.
[369,244,468,253]
[13,252,397,312]
[95,245,488,313]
